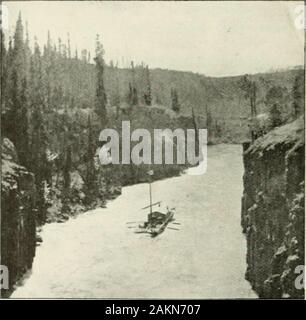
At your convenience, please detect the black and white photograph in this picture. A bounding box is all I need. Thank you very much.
[0,0,305,300]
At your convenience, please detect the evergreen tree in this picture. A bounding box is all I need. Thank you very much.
[128,61,138,106]
[28,42,51,223]
[127,83,133,106]
[84,115,98,203]
[269,103,282,128]
[13,12,24,60]
[130,60,136,86]
[3,15,30,166]
[265,86,285,128]
[43,31,53,111]
[127,82,138,107]
[94,35,107,125]
[292,73,304,118]
[5,14,23,122]
[239,75,257,118]
[67,33,71,59]
[109,61,120,110]
[30,104,49,224]
[171,88,180,112]
[46,30,52,56]
[132,87,138,106]
[11,13,30,87]
[265,86,284,107]
[144,65,152,106]
[15,78,30,167]
[32,39,45,111]
[114,65,121,117]
[24,22,31,76]
[63,145,72,190]
[58,38,62,57]
[6,69,19,145]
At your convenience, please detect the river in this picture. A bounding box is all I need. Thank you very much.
[12,144,256,298]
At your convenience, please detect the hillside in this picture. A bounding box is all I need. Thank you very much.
[241,117,304,298]
[51,61,303,142]
[66,63,303,116]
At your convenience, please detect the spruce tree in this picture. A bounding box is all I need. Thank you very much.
[171,88,180,112]
[144,65,152,106]
[84,115,97,203]
[239,75,258,118]
[13,12,24,61]
[94,35,107,125]
[67,33,71,59]
[63,145,72,190]
[113,65,121,117]
[28,45,50,222]
[269,103,282,128]
[109,61,120,110]
[127,82,138,107]
[3,15,30,166]
[292,74,303,118]
[132,87,139,106]
[15,78,30,167]
[6,69,19,144]
[128,83,133,106]
[128,61,138,107]
[30,104,49,224]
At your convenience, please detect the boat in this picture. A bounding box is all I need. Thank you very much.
[135,169,176,237]
[139,207,175,237]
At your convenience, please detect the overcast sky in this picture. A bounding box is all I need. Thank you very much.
[3,1,305,77]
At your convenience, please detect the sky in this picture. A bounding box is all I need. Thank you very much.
[2,1,305,77]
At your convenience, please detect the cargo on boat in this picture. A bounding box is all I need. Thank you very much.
[139,208,175,237]
[134,168,176,237]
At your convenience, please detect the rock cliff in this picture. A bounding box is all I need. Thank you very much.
[1,138,37,298]
[241,118,305,298]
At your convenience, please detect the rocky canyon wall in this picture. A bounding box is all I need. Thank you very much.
[1,138,37,298]
[241,118,305,299]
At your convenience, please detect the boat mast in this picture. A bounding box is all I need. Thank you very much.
[148,164,153,214]
[149,178,152,214]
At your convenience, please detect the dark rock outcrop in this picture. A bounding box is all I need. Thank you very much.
[241,118,304,299]
[1,138,36,298]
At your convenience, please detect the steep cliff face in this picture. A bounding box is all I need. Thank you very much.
[241,118,305,299]
[1,138,37,298]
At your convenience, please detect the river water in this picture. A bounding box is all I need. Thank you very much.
[12,144,256,298]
